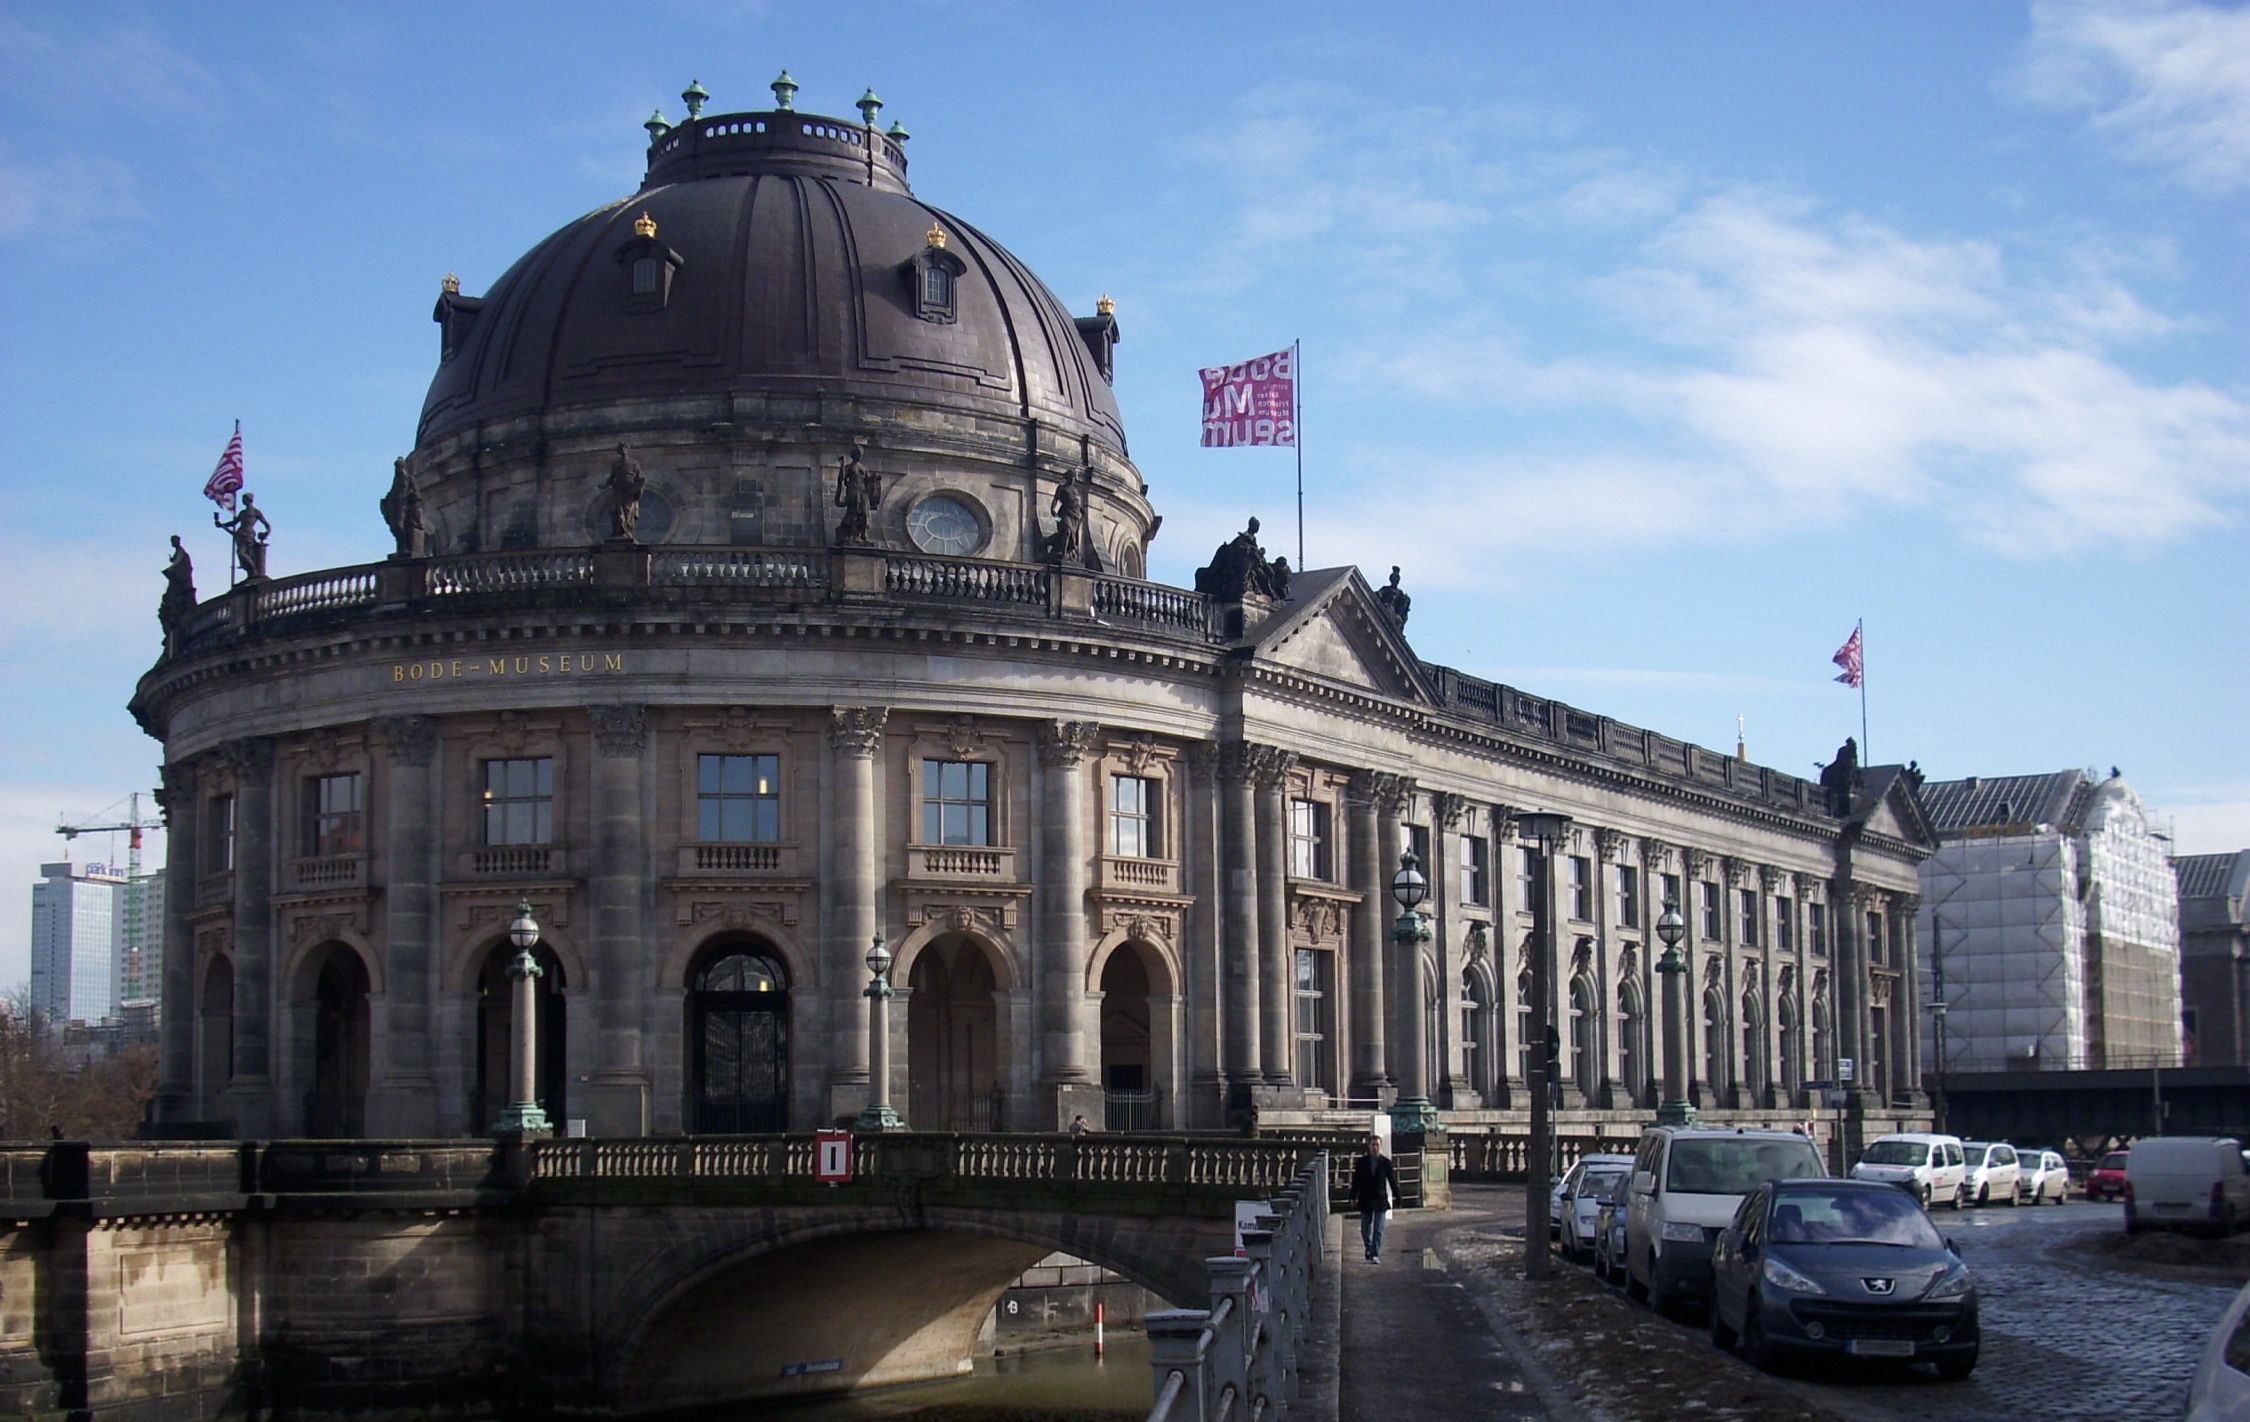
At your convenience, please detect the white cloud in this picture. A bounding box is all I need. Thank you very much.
[0,144,143,241]
[2018,0,2250,192]
[2154,781,2250,856]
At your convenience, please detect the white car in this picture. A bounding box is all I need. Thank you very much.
[1961,1141,2022,1207]
[1560,1156,1635,1263]
[2013,1146,2071,1204]
[2189,1276,2250,1420]
[1850,1132,1966,1209]
[1550,1153,1635,1244]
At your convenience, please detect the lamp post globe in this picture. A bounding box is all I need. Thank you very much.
[1391,850,1428,912]
[865,934,893,980]
[1653,895,1696,1128]
[508,900,540,951]
[494,899,551,1136]
[1386,850,1442,1145]
[856,934,905,1132]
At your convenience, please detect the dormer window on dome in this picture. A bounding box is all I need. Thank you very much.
[903,223,967,324]
[1074,294,1121,384]
[433,272,485,363]
[614,211,685,314]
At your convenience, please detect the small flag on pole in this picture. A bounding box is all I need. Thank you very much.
[1199,348,1296,447]
[204,422,244,512]
[1831,624,1864,688]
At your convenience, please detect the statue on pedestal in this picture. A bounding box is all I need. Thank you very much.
[214,494,271,582]
[834,446,884,547]
[1374,566,1411,629]
[380,457,430,559]
[1820,737,1863,815]
[604,444,646,543]
[1194,517,1290,601]
[158,536,196,654]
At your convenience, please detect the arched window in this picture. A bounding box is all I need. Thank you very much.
[1616,978,1644,1105]
[1463,967,1494,1101]
[1811,978,1834,1080]
[305,946,370,1137]
[688,947,790,1133]
[1515,966,1534,1083]
[474,940,567,1133]
[1741,987,1766,1100]
[1777,993,1802,1097]
[1702,981,1727,1093]
[1569,975,1596,1096]
[199,955,234,1107]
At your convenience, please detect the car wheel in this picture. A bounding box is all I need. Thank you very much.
[1740,1293,1775,1371]
[1951,1184,1966,1210]
[1976,1184,1989,1207]
[1935,1349,1978,1381]
[1649,1260,1680,1319]
[1919,1183,1932,1209]
[1710,1293,1739,1350]
[2007,1182,2021,1207]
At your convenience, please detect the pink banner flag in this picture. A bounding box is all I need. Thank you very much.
[203,421,244,512]
[1832,625,1863,688]
[1200,348,1296,447]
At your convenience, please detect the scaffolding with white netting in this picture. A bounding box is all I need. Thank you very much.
[1920,834,2088,1073]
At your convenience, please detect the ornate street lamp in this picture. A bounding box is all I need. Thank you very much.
[1930,998,1950,1135]
[493,900,552,1135]
[1653,895,1697,1128]
[1388,851,1440,1140]
[856,934,906,1131]
[1513,810,1571,1281]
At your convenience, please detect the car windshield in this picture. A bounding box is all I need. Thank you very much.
[2101,1153,2129,1170]
[1769,1187,1944,1249]
[1667,1138,1823,1194]
[1963,1143,1991,1164]
[1860,1140,1929,1167]
[1578,1168,1626,1198]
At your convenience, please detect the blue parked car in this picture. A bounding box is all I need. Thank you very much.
[1707,1177,1978,1380]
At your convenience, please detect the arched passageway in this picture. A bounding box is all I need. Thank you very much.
[303,945,369,1136]
[473,940,567,1131]
[1100,945,1157,1129]
[908,936,1003,1130]
[687,943,790,1133]
[199,955,234,1108]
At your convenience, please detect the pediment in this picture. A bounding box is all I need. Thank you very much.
[1245,568,1430,703]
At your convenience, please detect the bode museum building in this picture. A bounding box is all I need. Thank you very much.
[134,82,1935,1147]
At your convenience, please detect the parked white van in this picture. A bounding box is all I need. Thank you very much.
[1623,1127,1826,1317]
[1850,1132,1967,1209]
[2126,1136,2250,1236]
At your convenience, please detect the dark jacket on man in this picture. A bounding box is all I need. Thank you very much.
[1350,1151,1400,1214]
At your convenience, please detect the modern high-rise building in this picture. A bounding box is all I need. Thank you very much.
[1916,770,2181,1073]
[30,861,126,1027]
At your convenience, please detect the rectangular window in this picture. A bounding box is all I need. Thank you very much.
[922,760,992,846]
[304,773,363,858]
[1569,856,1593,921]
[1660,872,1682,920]
[1776,897,1795,952]
[1868,911,1885,967]
[1460,835,1489,906]
[698,753,780,843]
[1294,948,1332,1091]
[206,795,234,874]
[482,757,555,846]
[1517,847,1538,910]
[1289,800,1331,880]
[1740,888,1761,948]
[1110,775,1158,858]
[1699,880,1722,939]
[1406,823,1431,877]
[1618,864,1641,930]
[1810,902,1828,956]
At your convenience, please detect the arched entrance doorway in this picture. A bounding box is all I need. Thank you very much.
[687,944,791,1133]
[473,940,567,1131]
[200,955,234,1110]
[1099,945,1158,1130]
[304,945,369,1136]
[908,936,1001,1131]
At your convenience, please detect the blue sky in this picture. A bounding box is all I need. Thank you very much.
[1,2,2244,986]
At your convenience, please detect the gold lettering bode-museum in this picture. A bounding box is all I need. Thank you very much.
[136,85,1934,1152]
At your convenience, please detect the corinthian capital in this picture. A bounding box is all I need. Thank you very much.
[589,704,649,757]
[827,705,888,758]
[1246,744,1298,791]
[1432,791,1468,829]
[1037,719,1102,768]
[374,714,438,768]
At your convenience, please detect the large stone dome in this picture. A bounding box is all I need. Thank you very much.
[418,104,1126,458]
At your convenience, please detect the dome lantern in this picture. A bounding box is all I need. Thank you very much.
[856,88,883,125]
[681,78,709,120]
[770,69,798,111]
[644,109,671,142]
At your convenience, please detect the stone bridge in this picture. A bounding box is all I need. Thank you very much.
[0,1134,1344,1418]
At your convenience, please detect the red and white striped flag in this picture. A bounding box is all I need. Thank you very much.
[1831,624,1863,688]
[203,421,244,512]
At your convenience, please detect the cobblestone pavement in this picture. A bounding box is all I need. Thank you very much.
[1773,1199,2238,1422]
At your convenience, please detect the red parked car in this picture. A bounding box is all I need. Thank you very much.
[2087,1150,2130,1201]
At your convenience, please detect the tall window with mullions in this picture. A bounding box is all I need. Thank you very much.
[1294,948,1332,1091]
[1110,774,1157,857]
[922,760,992,845]
[481,758,552,846]
[699,754,780,842]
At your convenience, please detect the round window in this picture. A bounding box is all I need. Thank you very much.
[907,494,985,556]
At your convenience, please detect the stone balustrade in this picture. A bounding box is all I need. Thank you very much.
[1145,1154,1328,1422]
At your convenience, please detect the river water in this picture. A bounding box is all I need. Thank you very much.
[713,1335,1153,1420]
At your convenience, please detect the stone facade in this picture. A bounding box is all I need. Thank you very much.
[133,93,1934,1145]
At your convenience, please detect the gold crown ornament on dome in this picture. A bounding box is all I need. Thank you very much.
[925,224,947,250]
[441,272,461,294]
[634,212,659,239]
[1096,294,1115,315]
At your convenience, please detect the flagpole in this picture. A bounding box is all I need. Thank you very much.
[1857,618,1869,763]
[1293,337,1304,569]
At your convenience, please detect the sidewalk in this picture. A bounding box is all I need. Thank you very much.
[1338,1198,1557,1420]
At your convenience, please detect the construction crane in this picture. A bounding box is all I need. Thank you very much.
[57,792,163,880]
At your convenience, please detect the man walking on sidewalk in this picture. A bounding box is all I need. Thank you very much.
[1351,1133,1401,1263]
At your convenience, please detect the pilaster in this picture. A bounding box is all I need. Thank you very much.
[825,706,887,1124]
[1035,719,1102,1129]
[220,735,277,1136]
[366,714,439,1135]
[585,704,651,1135]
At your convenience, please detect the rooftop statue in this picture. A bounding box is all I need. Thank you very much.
[214,493,271,583]
[1820,737,1863,815]
[1043,469,1103,571]
[158,535,196,655]
[380,458,430,560]
[604,445,647,544]
[1195,517,1290,602]
[1374,565,1411,629]
[834,446,884,547]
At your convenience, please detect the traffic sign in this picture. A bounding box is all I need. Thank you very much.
[815,1129,853,1184]
[1837,1058,1856,1083]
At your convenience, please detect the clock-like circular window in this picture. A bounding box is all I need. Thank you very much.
[907,494,985,556]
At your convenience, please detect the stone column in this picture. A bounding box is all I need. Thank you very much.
[365,716,438,1135]
[1216,743,1260,1115]
[221,736,277,1136]
[1434,794,1476,1108]
[825,707,886,1123]
[1376,781,1419,1098]
[153,758,200,1121]
[1834,878,1869,1103]
[1684,849,1715,1107]
[585,705,651,1136]
[1344,773,1401,1102]
[1182,743,1225,1127]
[1250,747,1298,1091]
[1037,720,1102,1128]
[1895,893,1924,1103]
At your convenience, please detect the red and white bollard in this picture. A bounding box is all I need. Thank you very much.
[1094,1301,1105,1356]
